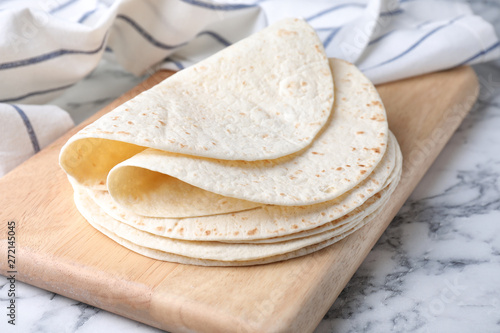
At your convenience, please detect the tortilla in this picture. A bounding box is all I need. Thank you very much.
[107,58,388,214]
[76,171,398,265]
[59,18,334,189]
[82,216,368,266]
[74,171,398,261]
[85,132,399,241]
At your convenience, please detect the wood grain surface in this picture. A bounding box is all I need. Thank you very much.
[0,65,478,333]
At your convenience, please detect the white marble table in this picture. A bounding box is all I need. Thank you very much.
[2,2,500,332]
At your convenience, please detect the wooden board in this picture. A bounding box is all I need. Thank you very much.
[0,66,478,332]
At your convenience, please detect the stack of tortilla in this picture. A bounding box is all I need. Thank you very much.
[60,18,402,266]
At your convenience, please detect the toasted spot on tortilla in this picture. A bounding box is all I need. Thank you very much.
[278,29,298,36]
[371,114,386,121]
[205,230,211,235]
[247,228,258,236]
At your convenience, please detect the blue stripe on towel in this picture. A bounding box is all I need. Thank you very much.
[117,15,231,49]
[78,7,99,23]
[306,3,365,22]
[116,15,188,49]
[379,8,403,17]
[307,3,402,23]
[368,20,432,46]
[0,33,107,70]
[323,28,342,48]
[198,31,231,47]
[361,15,465,71]
[165,57,185,70]
[456,41,500,66]
[0,83,75,103]
[11,104,40,153]
[178,0,256,10]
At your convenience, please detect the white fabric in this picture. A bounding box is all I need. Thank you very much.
[0,104,74,176]
[0,0,498,176]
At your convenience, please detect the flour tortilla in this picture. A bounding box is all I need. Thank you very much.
[86,132,399,242]
[74,172,398,261]
[83,216,366,266]
[100,171,261,218]
[59,18,334,189]
[76,178,396,265]
[107,58,388,213]
[89,166,395,245]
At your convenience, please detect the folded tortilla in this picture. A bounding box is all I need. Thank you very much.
[106,58,388,217]
[84,132,399,243]
[60,18,334,189]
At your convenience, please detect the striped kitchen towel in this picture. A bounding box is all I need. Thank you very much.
[0,0,498,177]
[0,104,73,176]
